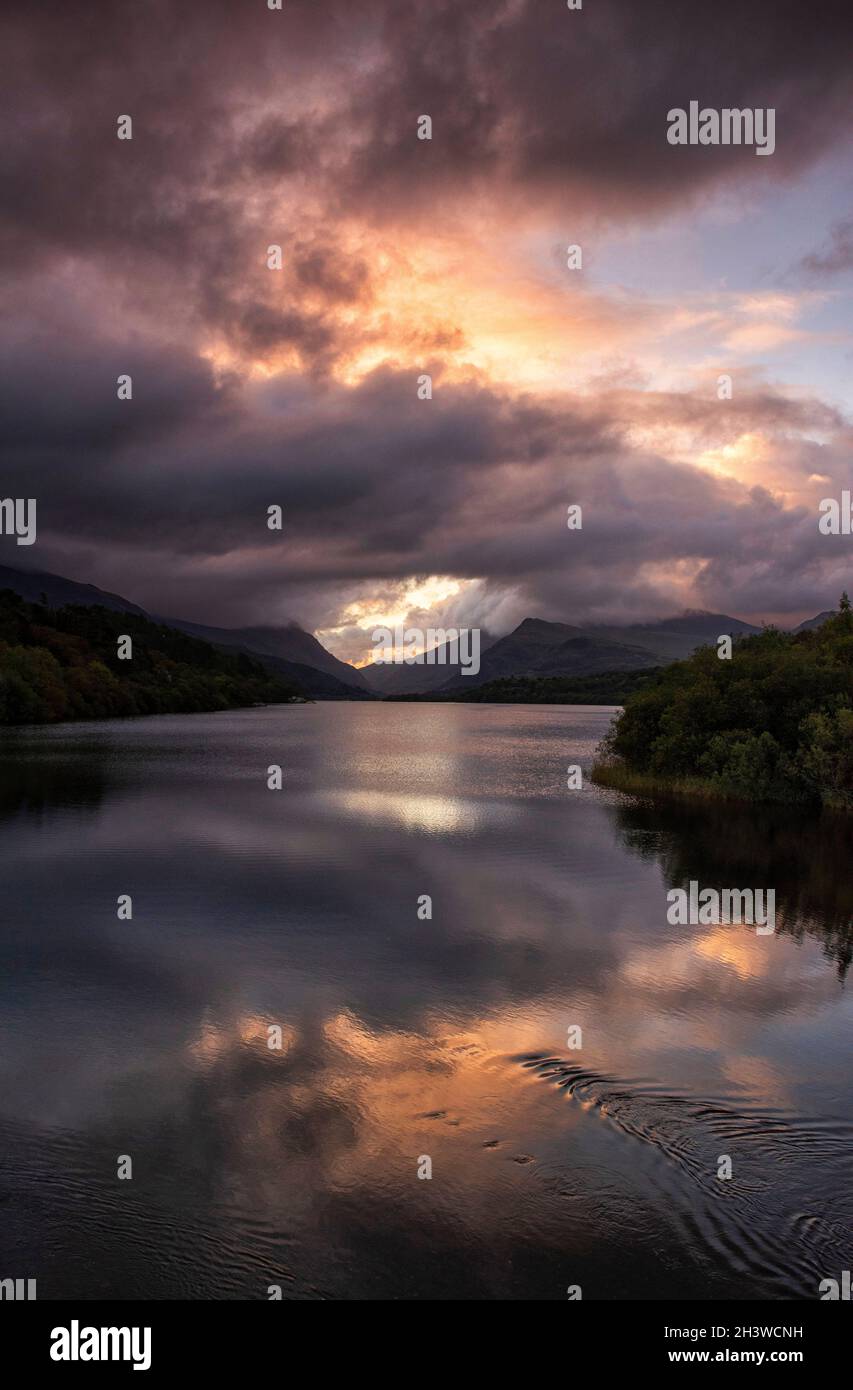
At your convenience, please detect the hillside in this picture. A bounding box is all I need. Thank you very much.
[362,630,498,695]
[362,612,769,696]
[0,590,304,725]
[0,564,371,700]
[159,615,373,694]
[793,611,835,633]
[583,611,762,663]
[592,598,853,808]
[385,667,664,705]
[0,562,148,617]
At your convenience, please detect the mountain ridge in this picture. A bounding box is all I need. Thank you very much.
[0,564,371,699]
[361,611,771,694]
[0,565,838,700]
[155,614,373,693]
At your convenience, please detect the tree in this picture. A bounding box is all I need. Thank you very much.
[597,613,853,806]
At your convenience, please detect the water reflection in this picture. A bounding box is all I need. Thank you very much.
[608,797,853,979]
[0,707,850,1299]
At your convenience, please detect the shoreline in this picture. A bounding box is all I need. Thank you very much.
[590,760,850,813]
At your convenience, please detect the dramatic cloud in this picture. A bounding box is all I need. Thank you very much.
[1,0,851,653]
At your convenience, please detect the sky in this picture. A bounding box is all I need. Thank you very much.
[2,0,852,665]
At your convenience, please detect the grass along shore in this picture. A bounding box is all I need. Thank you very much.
[591,762,752,804]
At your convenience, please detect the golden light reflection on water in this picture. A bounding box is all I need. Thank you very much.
[694,927,780,980]
[182,1003,566,1194]
[189,1011,299,1064]
[180,897,837,1188]
[321,788,512,835]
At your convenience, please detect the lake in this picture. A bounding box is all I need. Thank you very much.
[0,703,850,1300]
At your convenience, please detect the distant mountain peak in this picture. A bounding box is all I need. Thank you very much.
[512,616,582,635]
[793,611,835,633]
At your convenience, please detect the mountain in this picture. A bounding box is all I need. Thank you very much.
[0,564,840,703]
[793,611,835,633]
[464,618,583,681]
[583,611,762,663]
[389,667,664,706]
[361,630,498,695]
[362,616,668,695]
[0,588,303,724]
[0,563,148,617]
[156,616,373,695]
[0,565,371,700]
[439,618,659,690]
[370,612,769,696]
[212,649,374,700]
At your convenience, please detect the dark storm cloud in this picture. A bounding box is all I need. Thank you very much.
[339,0,853,218]
[1,0,851,630]
[2,281,848,629]
[3,2,851,300]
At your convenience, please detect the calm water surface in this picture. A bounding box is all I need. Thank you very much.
[0,703,850,1299]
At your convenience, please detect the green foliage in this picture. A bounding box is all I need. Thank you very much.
[797,706,853,806]
[0,590,304,725]
[386,668,663,705]
[598,600,853,807]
